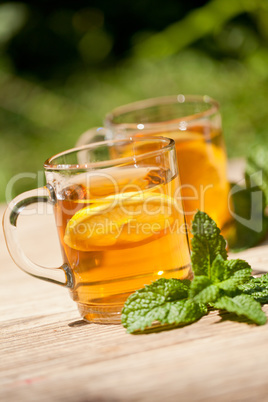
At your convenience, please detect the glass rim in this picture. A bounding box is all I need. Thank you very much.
[44,136,175,171]
[105,94,220,130]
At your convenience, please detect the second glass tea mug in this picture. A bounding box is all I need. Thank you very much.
[76,95,233,236]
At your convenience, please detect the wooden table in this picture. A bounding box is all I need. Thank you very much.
[1,160,268,402]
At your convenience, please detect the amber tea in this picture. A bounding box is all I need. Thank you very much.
[127,124,231,234]
[55,165,191,323]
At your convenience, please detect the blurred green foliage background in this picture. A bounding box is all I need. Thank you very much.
[0,0,268,201]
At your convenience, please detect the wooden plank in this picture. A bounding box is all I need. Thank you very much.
[2,306,268,401]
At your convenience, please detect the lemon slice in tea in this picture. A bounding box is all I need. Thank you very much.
[64,191,176,250]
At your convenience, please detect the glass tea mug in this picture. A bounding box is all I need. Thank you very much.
[78,95,233,237]
[3,136,192,324]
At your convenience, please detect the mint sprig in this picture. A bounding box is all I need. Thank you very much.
[121,211,267,333]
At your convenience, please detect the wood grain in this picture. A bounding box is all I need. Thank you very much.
[1,159,268,402]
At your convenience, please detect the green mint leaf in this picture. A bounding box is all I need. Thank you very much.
[210,256,251,283]
[162,299,207,327]
[189,260,251,303]
[189,276,212,297]
[212,295,267,325]
[189,276,219,304]
[122,299,207,333]
[223,259,252,280]
[218,268,252,293]
[239,274,268,304]
[133,278,191,301]
[190,257,252,301]
[210,254,226,282]
[121,278,206,333]
[191,211,227,276]
[193,284,220,304]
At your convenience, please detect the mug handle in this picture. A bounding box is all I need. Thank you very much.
[3,185,73,288]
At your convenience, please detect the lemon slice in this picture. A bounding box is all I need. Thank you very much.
[68,167,156,198]
[64,192,176,250]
